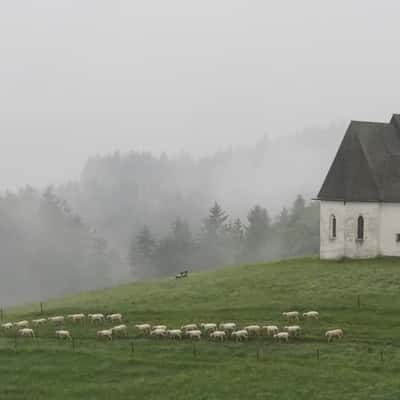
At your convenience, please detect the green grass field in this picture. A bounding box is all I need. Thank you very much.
[1,257,400,400]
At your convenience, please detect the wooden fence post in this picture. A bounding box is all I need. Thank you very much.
[14,335,17,353]
[380,350,384,362]
[0,308,3,322]
[40,302,44,314]
[317,348,320,361]
[131,341,135,355]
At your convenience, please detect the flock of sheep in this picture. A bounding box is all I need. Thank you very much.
[1,310,344,344]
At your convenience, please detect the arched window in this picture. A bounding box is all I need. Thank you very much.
[330,215,337,239]
[357,216,364,241]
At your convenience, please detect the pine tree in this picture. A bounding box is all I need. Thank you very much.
[204,202,229,237]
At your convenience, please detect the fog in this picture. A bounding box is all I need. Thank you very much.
[1,1,400,189]
[1,1,400,306]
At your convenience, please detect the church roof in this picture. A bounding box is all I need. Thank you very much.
[318,114,400,202]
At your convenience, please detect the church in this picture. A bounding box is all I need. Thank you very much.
[317,114,400,259]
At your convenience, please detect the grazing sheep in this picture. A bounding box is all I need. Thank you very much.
[325,329,344,342]
[135,324,151,334]
[89,314,105,323]
[232,330,249,342]
[150,328,167,339]
[244,325,262,336]
[167,329,183,340]
[210,331,226,342]
[48,316,65,325]
[112,325,128,337]
[200,323,217,333]
[18,328,35,338]
[97,329,113,341]
[274,332,289,343]
[262,325,279,336]
[68,314,85,322]
[32,318,47,326]
[284,326,302,337]
[152,325,167,331]
[303,311,320,320]
[14,320,29,328]
[2,323,13,330]
[181,324,198,332]
[219,323,237,333]
[56,330,71,340]
[107,314,123,323]
[186,330,202,341]
[283,312,300,323]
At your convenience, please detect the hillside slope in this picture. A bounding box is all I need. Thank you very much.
[2,257,400,400]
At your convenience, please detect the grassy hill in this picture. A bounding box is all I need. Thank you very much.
[2,257,400,400]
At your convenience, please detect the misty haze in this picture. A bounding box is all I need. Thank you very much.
[1,2,400,399]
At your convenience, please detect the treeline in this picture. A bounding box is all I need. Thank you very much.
[129,195,319,279]
[0,187,121,306]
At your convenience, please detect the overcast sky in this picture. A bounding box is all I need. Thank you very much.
[1,0,400,189]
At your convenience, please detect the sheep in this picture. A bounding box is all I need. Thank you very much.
[274,332,289,343]
[112,325,128,337]
[219,323,237,333]
[68,314,86,322]
[167,329,183,340]
[284,325,302,337]
[18,328,35,338]
[107,314,123,323]
[88,314,105,323]
[326,329,344,342]
[32,318,47,326]
[48,316,65,325]
[231,330,249,342]
[152,325,167,331]
[135,324,151,334]
[303,311,320,320]
[210,331,226,342]
[97,329,113,341]
[244,325,262,337]
[2,323,13,330]
[262,325,279,337]
[200,323,217,333]
[150,328,167,339]
[186,330,202,341]
[14,320,29,328]
[283,312,300,323]
[56,330,72,340]
[181,324,198,332]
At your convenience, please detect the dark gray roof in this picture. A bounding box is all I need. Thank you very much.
[318,114,400,202]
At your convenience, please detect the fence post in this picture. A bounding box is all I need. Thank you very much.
[257,347,262,361]
[72,338,76,352]
[131,341,135,355]
[380,350,384,362]
[14,335,17,353]
[0,307,3,322]
[40,302,44,315]
[317,348,320,361]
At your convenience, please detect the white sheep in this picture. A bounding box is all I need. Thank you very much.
[303,311,320,320]
[210,331,226,342]
[14,320,29,328]
[181,324,198,332]
[89,314,105,323]
[186,330,202,341]
[219,323,237,332]
[18,328,35,338]
[48,316,65,325]
[200,323,217,333]
[2,323,13,330]
[244,325,262,336]
[284,325,302,337]
[232,330,249,342]
[325,329,344,342]
[32,318,47,326]
[283,312,300,323]
[107,314,123,323]
[56,330,71,340]
[112,325,128,337]
[97,329,113,341]
[150,328,167,339]
[152,325,167,331]
[262,325,279,336]
[168,329,183,340]
[68,314,86,322]
[135,324,151,334]
[273,332,289,343]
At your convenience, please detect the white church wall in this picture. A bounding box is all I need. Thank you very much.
[320,201,345,259]
[380,203,400,257]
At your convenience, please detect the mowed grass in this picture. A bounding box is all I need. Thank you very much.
[2,257,400,399]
